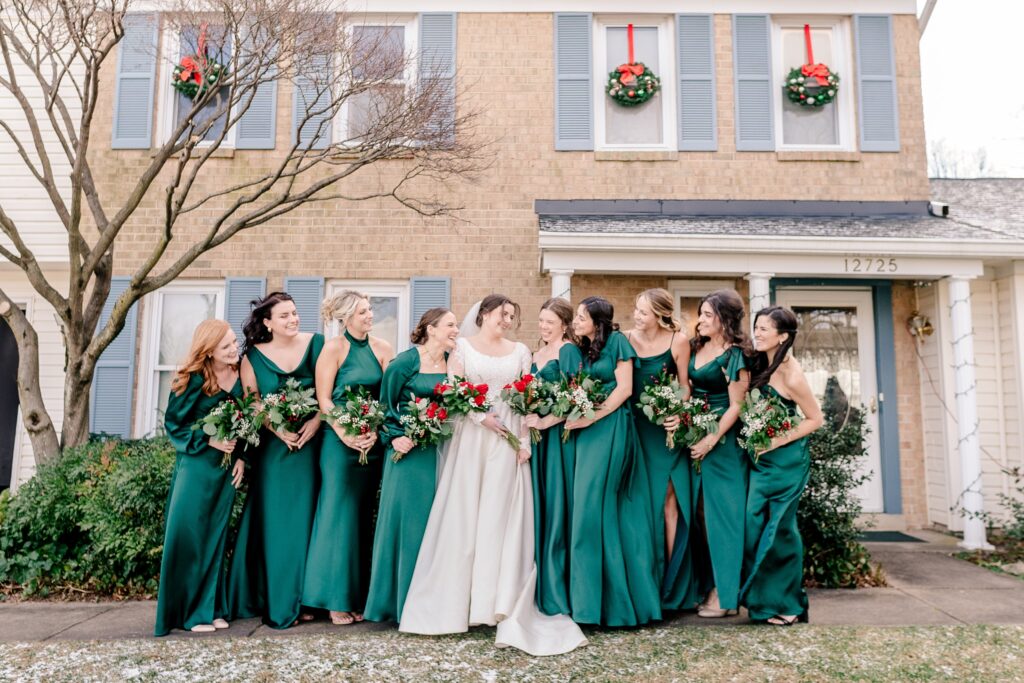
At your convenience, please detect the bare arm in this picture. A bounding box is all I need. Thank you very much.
[240,356,259,398]
[315,338,345,413]
[775,362,824,447]
[673,334,692,401]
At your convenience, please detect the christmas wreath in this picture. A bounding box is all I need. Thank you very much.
[785,24,838,108]
[605,24,660,107]
[171,24,227,100]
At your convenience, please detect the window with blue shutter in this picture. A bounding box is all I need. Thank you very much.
[111,14,158,149]
[410,277,451,329]
[677,14,717,151]
[733,14,774,151]
[225,277,266,342]
[284,277,325,334]
[554,13,593,151]
[90,277,138,437]
[855,15,899,152]
[419,13,456,144]
[292,50,334,150]
[176,27,233,142]
[236,33,278,150]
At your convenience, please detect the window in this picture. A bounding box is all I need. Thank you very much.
[158,24,236,146]
[336,16,417,143]
[772,17,855,150]
[325,281,410,353]
[593,16,676,150]
[137,283,224,436]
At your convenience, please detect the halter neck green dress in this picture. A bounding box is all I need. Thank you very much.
[302,330,384,614]
[631,336,697,611]
[569,331,661,626]
[364,347,445,623]
[531,342,583,616]
[740,384,810,621]
[227,333,323,629]
[688,345,749,611]
[155,373,241,636]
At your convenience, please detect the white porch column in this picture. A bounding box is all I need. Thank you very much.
[745,272,774,318]
[550,269,573,301]
[947,275,992,550]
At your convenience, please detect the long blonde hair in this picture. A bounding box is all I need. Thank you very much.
[637,288,681,332]
[321,290,369,329]
[171,319,237,397]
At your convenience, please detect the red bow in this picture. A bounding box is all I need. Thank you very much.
[801,62,830,87]
[616,62,645,86]
[178,56,203,84]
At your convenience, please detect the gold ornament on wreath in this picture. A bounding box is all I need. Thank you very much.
[605,23,661,107]
[785,24,839,108]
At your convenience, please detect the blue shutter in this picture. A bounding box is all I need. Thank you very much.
[284,277,325,334]
[554,13,593,151]
[855,15,900,152]
[236,35,278,150]
[732,14,774,151]
[89,277,138,437]
[410,277,451,328]
[225,277,266,342]
[292,52,333,149]
[111,13,158,149]
[419,13,457,143]
[677,14,717,151]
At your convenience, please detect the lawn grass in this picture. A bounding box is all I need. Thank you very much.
[2,625,1023,682]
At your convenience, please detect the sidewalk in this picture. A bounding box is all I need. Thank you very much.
[1,530,1022,642]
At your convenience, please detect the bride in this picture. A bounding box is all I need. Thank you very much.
[399,295,587,656]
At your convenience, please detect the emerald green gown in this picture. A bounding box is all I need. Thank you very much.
[531,342,584,616]
[155,373,241,636]
[689,346,749,611]
[363,347,444,623]
[569,331,661,626]
[302,330,384,614]
[740,385,810,621]
[631,340,697,611]
[227,333,323,629]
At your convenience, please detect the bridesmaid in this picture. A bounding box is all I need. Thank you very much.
[625,288,696,611]
[227,292,324,629]
[740,306,823,625]
[303,291,394,625]
[364,308,459,622]
[564,296,661,626]
[155,320,245,636]
[523,298,583,617]
[687,289,751,618]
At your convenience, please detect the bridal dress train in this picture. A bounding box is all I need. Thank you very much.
[398,337,587,656]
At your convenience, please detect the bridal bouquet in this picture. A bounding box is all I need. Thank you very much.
[679,395,720,473]
[500,372,552,444]
[551,371,607,443]
[323,386,385,465]
[738,387,801,463]
[260,377,319,435]
[636,365,688,449]
[193,393,262,468]
[395,396,452,462]
[434,377,491,416]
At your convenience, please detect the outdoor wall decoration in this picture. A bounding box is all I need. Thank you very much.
[605,23,661,107]
[785,24,839,107]
[172,24,227,99]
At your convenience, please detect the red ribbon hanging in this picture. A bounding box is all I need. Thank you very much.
[615,23,645,87]
[627,23,635,65]
[800,23,830,86]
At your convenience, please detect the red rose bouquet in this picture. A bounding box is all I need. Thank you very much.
[323,386,386,465]
[738,388,801,463]
[395,396,453,462]
[500,372,552,444]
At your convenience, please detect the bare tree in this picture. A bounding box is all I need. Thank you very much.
[928,137,992,179]
[0,0,489,462]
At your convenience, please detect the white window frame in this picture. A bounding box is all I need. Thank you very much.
[135,281,225,437]
[334,14,418,146]
[593,14,677,152]
[156,22,238,148]
[325,279,411,352]
[771,16,856,152]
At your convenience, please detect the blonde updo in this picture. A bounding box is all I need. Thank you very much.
[637,288,681,332]
[321,290,369,329]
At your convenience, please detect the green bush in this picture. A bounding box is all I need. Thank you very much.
[799,377,882,588]
[0,438,175,597]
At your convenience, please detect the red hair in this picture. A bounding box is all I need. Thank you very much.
[170,319,237,396]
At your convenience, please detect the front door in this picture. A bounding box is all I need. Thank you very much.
[774,288,884,513]
[0,317,18,492]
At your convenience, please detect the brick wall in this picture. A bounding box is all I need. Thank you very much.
[892,281,928,527]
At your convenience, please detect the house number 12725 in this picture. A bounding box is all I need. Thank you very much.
[844,257,898,273]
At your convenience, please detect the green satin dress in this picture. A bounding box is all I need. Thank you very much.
[532,342,584,616]
[740,385,810,621]
[227,333,323,629]
[155,373,241,636]
[632,341,696,611]
[569,331,661,626]
[363,347,445,623]
[689,345,749,611]
[302,330,384,614]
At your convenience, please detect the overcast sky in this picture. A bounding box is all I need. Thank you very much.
[919,0,1024,176]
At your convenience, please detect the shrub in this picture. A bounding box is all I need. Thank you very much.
[799,376,882,588]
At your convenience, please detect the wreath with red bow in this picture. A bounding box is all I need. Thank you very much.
[171,25,227,100]
[785,24,839,108]
[606,62,661,107]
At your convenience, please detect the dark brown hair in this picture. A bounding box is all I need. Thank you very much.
[476,293,521,330]
[749,306,799,389]
[410,307,453,345]
[242,292,295,356]
[540,297,577,344]
[578,296,618,362]
[689,289,750,354]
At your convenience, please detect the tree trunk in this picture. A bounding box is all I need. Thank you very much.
[60,349,93,450]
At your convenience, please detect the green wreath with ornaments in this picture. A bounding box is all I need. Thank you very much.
[605,23,661,107]
[785,65,839,107]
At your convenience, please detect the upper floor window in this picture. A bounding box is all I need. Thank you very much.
[339,19,417,142]
[159,24,235,147]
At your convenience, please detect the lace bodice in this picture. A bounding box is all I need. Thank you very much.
[451,337,532,404]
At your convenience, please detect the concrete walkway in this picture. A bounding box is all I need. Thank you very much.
[1,530,1022,641]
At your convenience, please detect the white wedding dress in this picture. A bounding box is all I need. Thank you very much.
[399,337,587,656]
